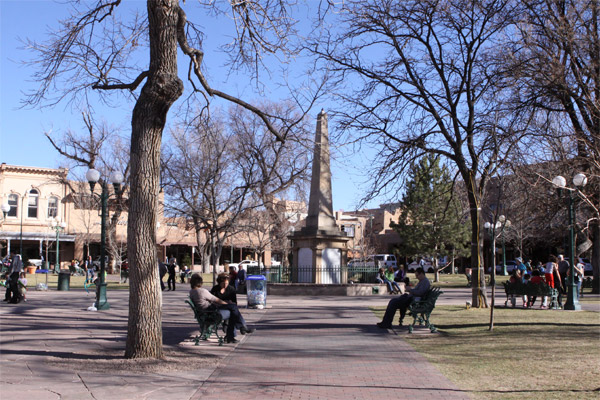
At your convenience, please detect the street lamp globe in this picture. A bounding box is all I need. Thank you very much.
[484,222,491,229]
[1,202,10,214]
[86,168,101,183]
[109,171,124,185]
[60,221,67,229]
[573,173,587,188]
[498,215,506,223]
[552,175,567,188]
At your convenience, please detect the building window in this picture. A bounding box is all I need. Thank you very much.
[28,189,39,218]
[48,196,58,218]
[342,225,355,237]
[7,194,18,217]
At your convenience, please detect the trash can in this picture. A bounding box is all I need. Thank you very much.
[58,271,70,291]
[246,275,267,308]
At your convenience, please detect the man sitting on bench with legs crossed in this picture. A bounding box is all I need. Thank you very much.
[377,267,431,329]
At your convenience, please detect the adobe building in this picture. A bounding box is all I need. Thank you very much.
[0,163,299,270]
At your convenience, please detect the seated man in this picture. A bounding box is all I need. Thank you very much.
[189,273,253,343]
[377,267,430,328]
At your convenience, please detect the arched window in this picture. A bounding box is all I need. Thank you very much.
[7,194,18,217]
[28,189,39,218]
[48,196,58,218]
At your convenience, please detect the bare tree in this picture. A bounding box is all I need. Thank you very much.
[230,102,312,266]
[162,112,253,284]
[24,0,313,358]
[505,0,600,291]
[310,0,522,306]
[45,112,130,269]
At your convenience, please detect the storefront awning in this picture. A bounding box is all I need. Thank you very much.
[0,231,76,242]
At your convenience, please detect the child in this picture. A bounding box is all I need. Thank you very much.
[18,272,27,302]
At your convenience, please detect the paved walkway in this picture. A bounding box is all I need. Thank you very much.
[192,296,468,400]
[1,286,597,399]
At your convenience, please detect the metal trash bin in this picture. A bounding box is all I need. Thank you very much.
[246,275,267,308]
[58,271,70,291]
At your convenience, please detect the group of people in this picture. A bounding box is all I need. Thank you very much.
[158,256,189,291]
[189,272,254,344]
[159,256,248,293]
[509,255,585,308]
[376,265,409,294]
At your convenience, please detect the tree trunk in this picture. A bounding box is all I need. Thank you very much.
[125,0,184,359]
[466,182,488,308]
[592,221,600,294]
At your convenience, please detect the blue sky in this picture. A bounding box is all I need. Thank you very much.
[0,0,382,212]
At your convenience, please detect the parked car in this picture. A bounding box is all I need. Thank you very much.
[579,258,592,276]
[92,255,110,270]
[348,254,397,269]
[407,258,434,273]
[495,260,518,275]
[229,259,259,270]
[270,259,282,267]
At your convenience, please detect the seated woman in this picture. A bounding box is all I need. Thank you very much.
[211,273,238,304]
[385,266,402,294]
[189,273,253,343]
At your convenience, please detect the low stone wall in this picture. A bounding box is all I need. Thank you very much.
[261,283,406,296]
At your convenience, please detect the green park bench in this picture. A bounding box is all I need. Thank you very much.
[502,281,559,309]
[407,287,443,333]
[185,298,228,346]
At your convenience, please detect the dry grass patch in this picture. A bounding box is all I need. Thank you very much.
[373,305,600,399]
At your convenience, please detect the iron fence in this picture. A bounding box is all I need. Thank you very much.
[246,265,379,284]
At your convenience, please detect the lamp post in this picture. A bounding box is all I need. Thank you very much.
[86,168,124,311]
[552,173,587,311]
[498,215,511,276]
[49,218,67,273]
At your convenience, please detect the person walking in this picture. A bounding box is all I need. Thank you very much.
[167,255,177,291]
[158,261,167,291]
[7,251,23,304]
[85,255,95,282]
[557,255,569,307]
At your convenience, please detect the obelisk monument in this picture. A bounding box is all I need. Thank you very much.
[290,110,349,283]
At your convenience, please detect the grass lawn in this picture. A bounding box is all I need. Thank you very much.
[372,305,600,399]
[424,273,511,288]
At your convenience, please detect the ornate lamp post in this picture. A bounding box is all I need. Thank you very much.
[49,218,67,273]
[497,215,511,276]
[86,168,124,311]
[552,173,587,311]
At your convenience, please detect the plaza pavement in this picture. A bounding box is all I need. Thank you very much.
[0,283,597,400]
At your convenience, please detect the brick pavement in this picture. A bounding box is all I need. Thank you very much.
[3,285,595,399]
[191,296,470,400]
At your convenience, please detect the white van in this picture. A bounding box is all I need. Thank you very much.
[373,254,397,269]
[348,254,397,269]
